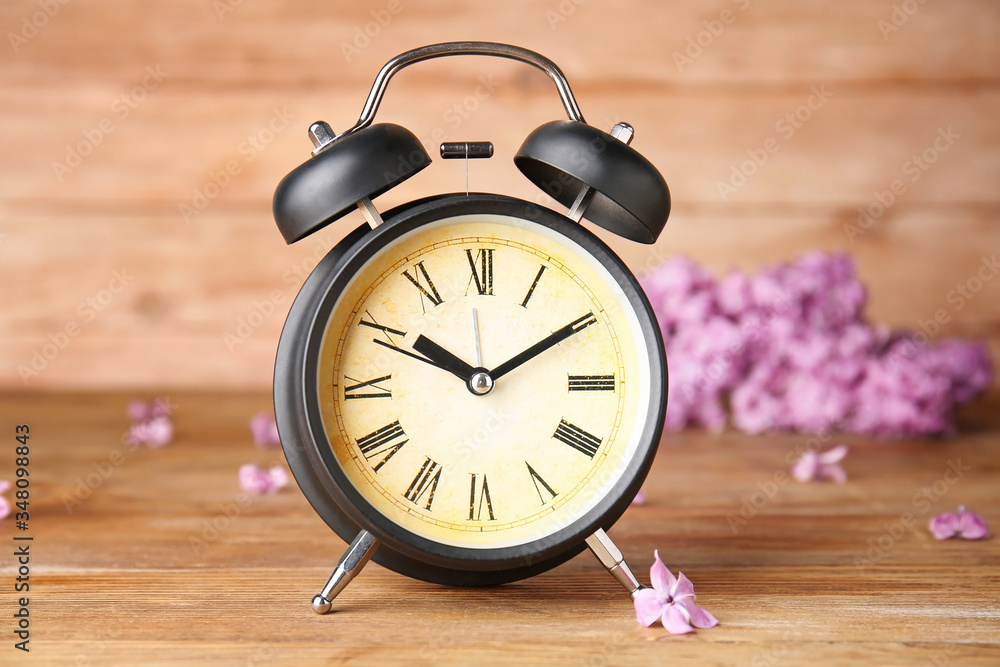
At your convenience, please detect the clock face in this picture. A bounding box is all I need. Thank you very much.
[312,209,657,553]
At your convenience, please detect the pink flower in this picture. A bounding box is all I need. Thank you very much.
[128,416,174,448]
[250,412,281,448]
[791,444,848,483]
[128,398,173,421]
[642,252,993,438]
[127,400,151,422]
[631,490,647,505]
[0,481,10,520]
[633,551,719,634]
[127,398,175,447]
[239,464,289,495]
[929,506,990,540]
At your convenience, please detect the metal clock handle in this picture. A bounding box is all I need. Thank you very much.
[342,41,586,137]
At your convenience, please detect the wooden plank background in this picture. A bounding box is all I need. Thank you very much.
[1,0,998,388]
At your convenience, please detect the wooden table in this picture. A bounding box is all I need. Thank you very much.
[4,391,998,665]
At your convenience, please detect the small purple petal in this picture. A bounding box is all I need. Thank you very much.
[239,463,288,495]
[141,417,174,448]
[127,400,151,422]
[677,598,719,629]
[792,446,847,483]
[149,398,173,419]
[957,510,990,540]
[267,466,290,491]
[239,464,270,495]
[0,480,10,494]
[821,462,848,484]
[0,496,10,521]
[929,512,960,540]
[672,572,696,601]
[250,412,281,448]
[791,452,820,482]
[631,490,647,505]
[662,604,695,634]
[819,444,848,463]
[633,588,666,627]
[649,550,676,592]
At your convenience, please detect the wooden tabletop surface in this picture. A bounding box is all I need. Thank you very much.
[1,390,997,665]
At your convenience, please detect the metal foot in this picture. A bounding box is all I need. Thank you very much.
[585,528,645,599]
[312,530,381,614]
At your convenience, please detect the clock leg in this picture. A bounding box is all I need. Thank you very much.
[585,528,646,599]
[311,529,381,614]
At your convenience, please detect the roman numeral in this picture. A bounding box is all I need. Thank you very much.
[356,420,408,472]
[402,261,444,310]
[403,457,442,510]
[359,313,406,346]
[344,374,392,400]
[466,248,494,296]
[568,374,615,392]
[570,312,597,332]
[552,419,602,458]
[468,473,496,521]
[526,462,557,505]
[520,265,546,308]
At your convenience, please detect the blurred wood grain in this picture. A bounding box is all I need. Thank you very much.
[2,391,998,664]
[0,0,998,388]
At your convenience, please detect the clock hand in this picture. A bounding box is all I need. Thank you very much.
[490,312,597,380]
[412,334,477,382]
[372,338,447,371]
[472,308,483,367]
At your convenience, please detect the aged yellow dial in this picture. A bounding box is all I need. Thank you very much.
[316,213,651,549]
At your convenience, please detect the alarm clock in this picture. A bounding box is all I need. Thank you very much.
[271,42,670,614]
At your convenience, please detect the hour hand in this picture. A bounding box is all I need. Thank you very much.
[412,335,476,383]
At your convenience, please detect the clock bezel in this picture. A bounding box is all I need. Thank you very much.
[275,193,667,585]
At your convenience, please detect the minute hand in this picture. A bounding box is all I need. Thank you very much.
[491,312,597,380]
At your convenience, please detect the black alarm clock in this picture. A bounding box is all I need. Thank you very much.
[270,42,670,614]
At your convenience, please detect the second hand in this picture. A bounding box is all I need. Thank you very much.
[472,308,483,367]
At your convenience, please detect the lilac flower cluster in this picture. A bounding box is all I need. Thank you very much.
[642,252,992,438]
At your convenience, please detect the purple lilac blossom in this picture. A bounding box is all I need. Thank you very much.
[642,252,992,438]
